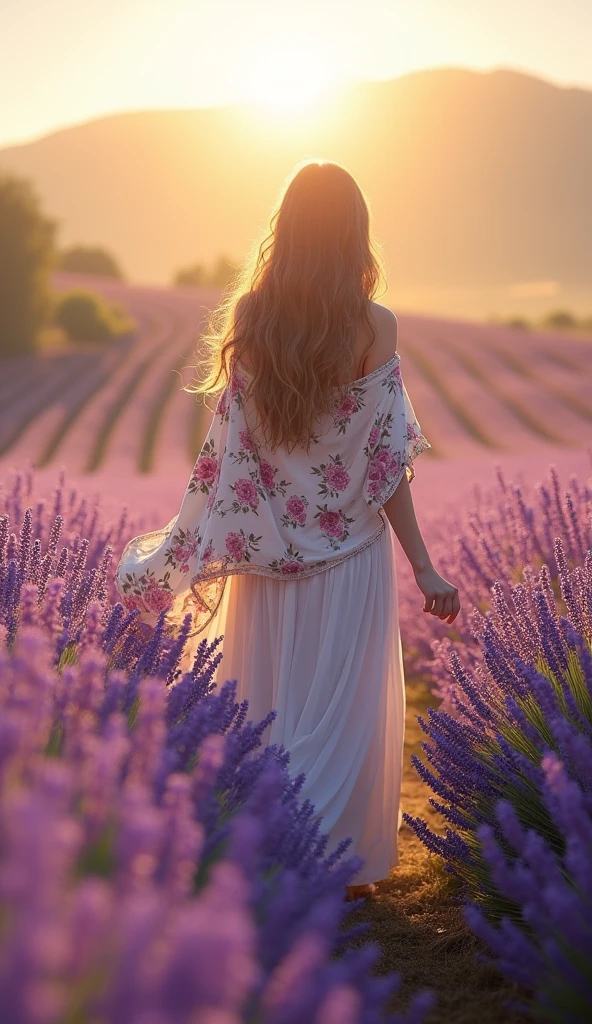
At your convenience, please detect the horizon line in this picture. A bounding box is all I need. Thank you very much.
[2,62,592,152]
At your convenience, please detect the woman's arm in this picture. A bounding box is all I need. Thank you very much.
[383,472,431,572]
[383,474,461,624]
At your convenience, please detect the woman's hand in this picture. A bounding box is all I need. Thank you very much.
[413,563,460,624]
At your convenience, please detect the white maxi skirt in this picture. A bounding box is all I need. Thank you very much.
[198,520,405,885]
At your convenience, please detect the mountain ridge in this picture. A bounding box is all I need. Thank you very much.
[1,67,590,320]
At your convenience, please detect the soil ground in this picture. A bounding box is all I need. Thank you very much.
[341,678,531,1023]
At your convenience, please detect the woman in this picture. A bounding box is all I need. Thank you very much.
[115,160,460,902]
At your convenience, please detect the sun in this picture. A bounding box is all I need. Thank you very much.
[245,48,339,111]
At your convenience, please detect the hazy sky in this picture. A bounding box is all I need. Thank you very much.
[1,0,590,147]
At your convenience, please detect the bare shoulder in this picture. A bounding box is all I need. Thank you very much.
[362,301,398,374]
[369,301,398,329]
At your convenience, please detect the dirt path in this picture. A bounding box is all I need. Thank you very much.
[342,679,530,1023]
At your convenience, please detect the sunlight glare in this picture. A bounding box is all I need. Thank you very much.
[246,48,339,110]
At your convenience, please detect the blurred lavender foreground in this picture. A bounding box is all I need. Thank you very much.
[0,464,432,1023]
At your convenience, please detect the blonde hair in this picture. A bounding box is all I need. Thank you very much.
[185,159,386,453]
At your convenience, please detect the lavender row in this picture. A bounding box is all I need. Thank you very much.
[396,452,592,696]
[404,465,592,1020]
[0,464,432,1023]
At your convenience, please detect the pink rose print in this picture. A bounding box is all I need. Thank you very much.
[323,462,350,492]
[280,561,304,575]
[336,393,359,418]
[225,531,246,562]
[367,478,383,499]
[217,368,246,422]
[200,539,214,564]
[224,464,287,517]
[376,447,401,475]
[368,458,387,480]
[363,412,396,462]
[206,480,221,513]
[217,389,229,419]
[229,428,258,466]
[281,494,309,529]
[225,367,246,414]
[318,510,345,539]
[332,384,365,434]
[255,460,290,498]
[268,543,306,574]
[188,439,219,495]
[286,495,307,520]
[368,425,380,448]
[195,456,217,485]
[311,454,351,499]
[119,568,174,616]
[233,477,259,511]
[314,504,355,550]
[229,367,246,396]
[164,527,199,570]
[122,592,144,613]
[224,529,261,564]
[259,460,277,491]
[381,360,403,395]
[144,579,174,615]
[239,429,257,454]
[366,446,403,506]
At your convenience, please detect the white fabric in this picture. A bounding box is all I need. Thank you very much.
[114,353,431,639]
[115,354,430,883]
[182,518,406,886]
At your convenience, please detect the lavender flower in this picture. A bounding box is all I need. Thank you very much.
[466,755,592,1022]
[0,467,433,1024]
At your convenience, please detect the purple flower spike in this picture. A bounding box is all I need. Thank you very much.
[0,465,435,1022]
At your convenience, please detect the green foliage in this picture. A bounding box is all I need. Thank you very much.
[44,721,64,758]
[75,817,118,880]
[57,640,79,670]
[174,253,238,289]
[445,644,590,921]
[540,309,578,329]
[0,170,57,356]
[504,317,530,330]
[492,310,592,333]
[58,244,125,280]
[53,289,134,344]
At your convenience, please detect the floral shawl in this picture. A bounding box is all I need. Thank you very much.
[114,353,431,636]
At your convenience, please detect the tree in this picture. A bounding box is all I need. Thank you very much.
[505,316,529,330]
[0,171,57,355]
[54,289,134,343]
[173,254,237,289]
[58,245,125,279]
[174,262,209,287]
[208,254,238,287]
[541,309,577,330]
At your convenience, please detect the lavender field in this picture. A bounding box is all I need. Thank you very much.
[3,268,591,538]
[1,270,592,1023]
[2,270,592,492]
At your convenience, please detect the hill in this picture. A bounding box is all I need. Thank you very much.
[1,68,591,320]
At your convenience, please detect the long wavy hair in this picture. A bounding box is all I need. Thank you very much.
[185,159,386,453]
